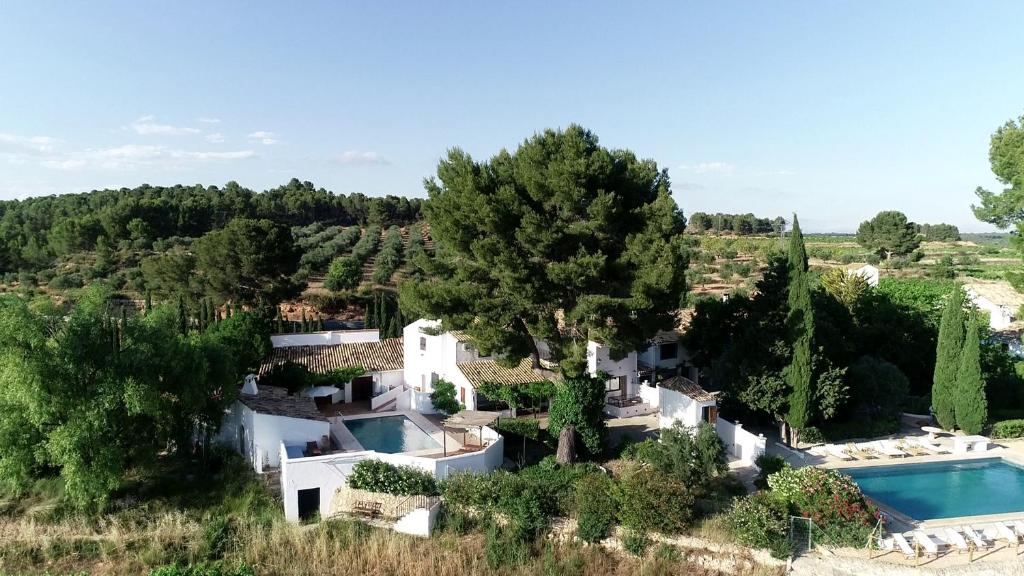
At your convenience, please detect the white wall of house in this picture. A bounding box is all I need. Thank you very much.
[587,340,639,400]
[638,340,683,371]
[967,290,1014,330]
[402,319,482,410]
[270,329,380,348]
[278,426,504,522]
[848,264,880,287]
[658,387,715,429]
[218,401,330,471]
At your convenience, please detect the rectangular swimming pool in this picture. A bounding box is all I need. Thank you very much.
[344,415,442,454]
[844,458,1024,520]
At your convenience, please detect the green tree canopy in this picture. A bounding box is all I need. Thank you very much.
[856,211,921,259]
[973,114,1024,253]
[324,256,362,292]
[0,286,269,507]
[194,218,301,307]
[401,125,689,373]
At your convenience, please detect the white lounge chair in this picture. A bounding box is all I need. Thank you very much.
[917,437,951,454]
[1013,521,1024,538]
[994,522,1019,545]
[962,525,989,549]
[825,444,854,460]
[892,533,916,559]
[914,530,940,556]
[944,528,969,553]
[871,440,907,458]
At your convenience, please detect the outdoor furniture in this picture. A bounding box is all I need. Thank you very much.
[995,522,1019,546]
[846,442,877,460]
[921,426,944,440]
[916,437,951,454]
[352,500,382,519]
[892,533,916,559]
[913,530,939,557]
[944,528,969,553]
[896,439,929,456]
[951,435,990,454]
[825,444,854,460]
[962,526,989,549]
[305,441,322,457]
[607,395,642,408]
[872,440,907,458]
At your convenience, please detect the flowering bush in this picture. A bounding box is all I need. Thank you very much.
[347,460,438,496]
[766,466,877,546]
[725,493,792,559]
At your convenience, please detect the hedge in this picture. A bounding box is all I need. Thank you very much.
[347,460,438,496]
[991,419,1024,439]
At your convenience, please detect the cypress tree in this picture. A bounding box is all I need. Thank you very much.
[301,311,308,333]
[317,315,325,331]
[144,290,153,314]
[276,308,284,333]
[176,295,188,335]
[784,214,815,446]
[932,287,965,429]
[199,300,209,330]
[366,294,375,329]
[954,314,988,434]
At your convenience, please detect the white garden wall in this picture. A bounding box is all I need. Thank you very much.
[716,418,766,464]
[271,329,380,348]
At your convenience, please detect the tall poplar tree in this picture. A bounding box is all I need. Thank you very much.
[932,287,965,429]
[954,314,987,434]
[784,214,814,446]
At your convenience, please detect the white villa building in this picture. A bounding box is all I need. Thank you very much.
[845,263,880,287]
[217,317,765,523]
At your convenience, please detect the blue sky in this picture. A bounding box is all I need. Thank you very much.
[1,1,1021,232]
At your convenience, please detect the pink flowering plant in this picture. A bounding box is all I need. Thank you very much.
[767,466,877,547]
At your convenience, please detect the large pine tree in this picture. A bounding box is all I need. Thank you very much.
[954,314,988,435]
[932,287,965,429]
[784,214,815,445]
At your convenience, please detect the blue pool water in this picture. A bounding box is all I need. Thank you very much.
[344,415,442,454]
[844,458,1024,520]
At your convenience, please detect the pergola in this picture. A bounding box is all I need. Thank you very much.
[442,410,500,456]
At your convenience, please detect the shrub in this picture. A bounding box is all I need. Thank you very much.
[574,474,616,543]
[494,417,541,440]
[199,516,233,560]
[753,454,787,490]
[847,356,910,419]
[903,394,931,415]
[149,563,255,576]
[820,417,899,441]
[725,493,792,559]
[347,460,438,496]
[441,462,601,520]
[800,426,824,444]
[429,378,461,415]
[622,529,649,557]
[621,422,726,490]
[767,466,876,547]
[613,467,693,534]
[991,419,1024,439]
[324,256,361,292]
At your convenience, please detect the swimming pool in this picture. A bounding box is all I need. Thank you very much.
[844,458,1024,520]
[344,415,442,454]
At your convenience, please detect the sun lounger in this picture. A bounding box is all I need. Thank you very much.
[914,530,939,556]
[846,442,877,460]
[944,528,969,553]
[962,525,989,549]
[896,439,928,456]
[995,522,1019,545]
[892,533,916,558]
[1013,521,1024,538]
[872,440,907,458]
[916,437,951,454]
[825,444,854,460]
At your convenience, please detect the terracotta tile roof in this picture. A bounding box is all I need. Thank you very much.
[238,387,327,421]
[258,338,404,376]
[448,330,473,342]
[457,358,555,387]
[659,376,716,402]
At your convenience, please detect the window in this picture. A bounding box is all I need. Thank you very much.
[702,405,718,425]
[419,336,427,351]
[659,342,678,360]
[605,376,623,392]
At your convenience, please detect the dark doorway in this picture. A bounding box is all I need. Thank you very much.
[351,376,373,402]
[297,488,320,522]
